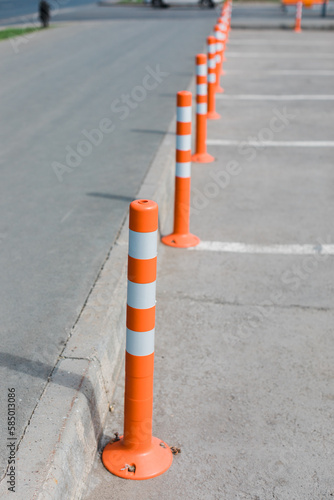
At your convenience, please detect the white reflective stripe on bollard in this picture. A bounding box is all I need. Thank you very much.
[126,328,155,356]
[208,59,216,69]
[177,106,192,122]
[127,281,156,309]
[176,134,191,151]
[196,64,207,76]
[196,102,207,115]
[196,83,207,96]
[128,230,158,260]
[175,162,191,178]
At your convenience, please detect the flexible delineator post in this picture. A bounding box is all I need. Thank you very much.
[191,54,215,164]
[102,199,173,480]
[294,1,302,32]
[217,18,228,67]
[207,37,221,120]
[214,26,224,93]
[162,91,200,248]
[221,1,232,41]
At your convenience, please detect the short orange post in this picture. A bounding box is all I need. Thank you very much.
[207,36,221,120]
[102,199,173,480]
[294,0,302,32]
[191,54,215,164]
[214,25,224,92]
[162,91,200,248]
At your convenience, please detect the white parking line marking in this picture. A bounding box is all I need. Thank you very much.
[228,40,332,46]
[216,95,334,101]
[206,140,334,147]
[189,241,334,255]
[228,52,334,58]
[226,70,334,76]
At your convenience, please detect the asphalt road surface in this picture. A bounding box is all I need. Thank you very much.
[0,5,217,481]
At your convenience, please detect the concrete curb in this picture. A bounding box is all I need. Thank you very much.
[0,103,179,499]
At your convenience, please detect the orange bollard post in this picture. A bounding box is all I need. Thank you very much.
[217,18,228,67]
[191,54,215,164]
[214,25,224,92]
[162,91,200,248]
[207,36,221,120]
[102,199,173,480]
[221,2,232,39]
[294,0,302,32]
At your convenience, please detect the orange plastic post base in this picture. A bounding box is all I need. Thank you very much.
[161,233,200,248]
[191,152,215,163]
[216,85,224,93]
[102,436,173,480]
[294,27,301,33]
[207,111,221,120]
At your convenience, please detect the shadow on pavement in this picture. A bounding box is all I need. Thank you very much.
[87,192,135,202]
[0,352,102,444]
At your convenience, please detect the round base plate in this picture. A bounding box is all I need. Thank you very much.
[191,152,215,163]
[161,232,200,248]
[207,111,221,120]
[102,436,173,480]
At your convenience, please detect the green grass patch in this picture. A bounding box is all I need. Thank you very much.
[0,27,42,41]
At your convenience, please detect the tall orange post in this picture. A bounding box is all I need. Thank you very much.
[102,199,173,480]
[294,0,302,32]
[207,36,221,120]
[221,1,232,41]
[191,54,215,164]
[214,25,224,92]
[217,17,228,67]
[162,91,200,248]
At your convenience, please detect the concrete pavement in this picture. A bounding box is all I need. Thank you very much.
[83,27,334,500]
[1,4,334,500]
[0,10,217,499]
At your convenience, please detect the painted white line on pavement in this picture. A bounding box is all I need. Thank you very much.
[226,70,334,76]
[216,95,334,101]
[206,140,334,147]
[227,52,334,58]
[228,40,332,46]
[189,241,334,255]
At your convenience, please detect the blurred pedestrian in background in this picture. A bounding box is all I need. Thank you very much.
[39,0,50,28]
